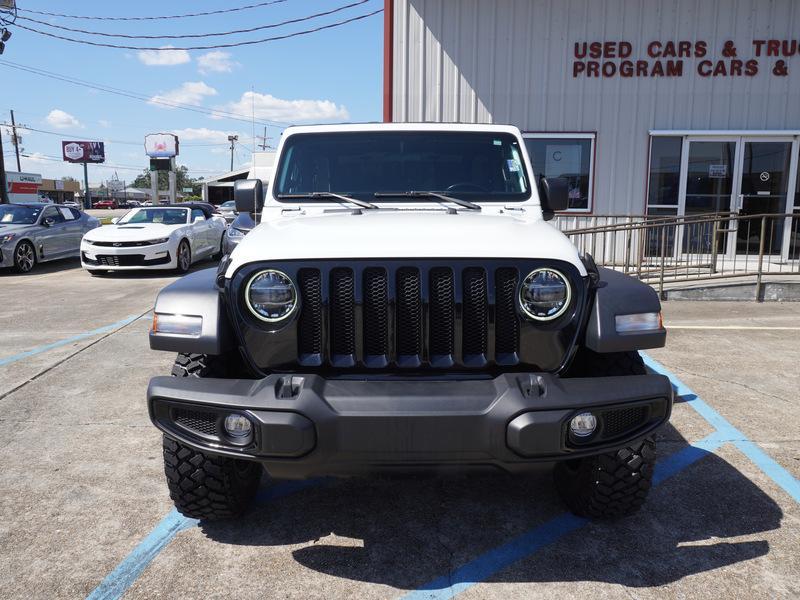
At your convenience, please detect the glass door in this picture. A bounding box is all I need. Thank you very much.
[732,140,793,255]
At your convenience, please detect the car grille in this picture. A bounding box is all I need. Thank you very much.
[295,264,521,369]
[602,405,649,438]
[90,240,160,247]
[83,252,172,267]
[173,408,218,437]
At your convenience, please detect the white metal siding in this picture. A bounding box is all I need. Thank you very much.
[393,0,800,214]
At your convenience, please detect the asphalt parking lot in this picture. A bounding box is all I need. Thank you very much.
[1,260,798,599]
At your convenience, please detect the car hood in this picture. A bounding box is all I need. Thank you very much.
[83,223,181,242]
[0,223,38,236]
[225,210,586,277]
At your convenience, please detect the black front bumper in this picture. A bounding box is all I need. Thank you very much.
[148,373,673,478]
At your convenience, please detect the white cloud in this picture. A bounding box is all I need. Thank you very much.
[137,46,191,66]
[215,91,349,123]
[98,119,112,128]
[171,127,240,143]
[45,109,82,129]
[149,81,217,108]
[197,51,240,75]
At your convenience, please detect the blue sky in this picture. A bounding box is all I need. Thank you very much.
[0,0,383,185]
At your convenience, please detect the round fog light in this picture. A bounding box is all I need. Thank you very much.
[569,412,597,438]
[224,414,253,440]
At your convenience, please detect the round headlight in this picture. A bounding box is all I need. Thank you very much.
[519,268,571,321]
[245,270,297,322]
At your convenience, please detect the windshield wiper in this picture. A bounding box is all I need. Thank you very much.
[373,191,481,211]
[277,192,377,210]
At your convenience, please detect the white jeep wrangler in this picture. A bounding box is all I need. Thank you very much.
[147,123,671,521]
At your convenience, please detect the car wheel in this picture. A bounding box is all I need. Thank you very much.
[176,240,191,274]
[12,241,36,273]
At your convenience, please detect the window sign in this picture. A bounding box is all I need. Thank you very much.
[524,134,594,212]
[709,164,728,178]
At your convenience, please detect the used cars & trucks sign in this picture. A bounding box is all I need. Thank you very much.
[62,141,106,164]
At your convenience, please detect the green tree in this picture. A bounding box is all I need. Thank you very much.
[130,165,203,195]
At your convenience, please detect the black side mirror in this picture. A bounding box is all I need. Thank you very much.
[43,217,55,227]
[234,179,264,215]
[539,177,570,221]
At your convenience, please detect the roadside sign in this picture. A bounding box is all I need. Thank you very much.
[182,187,194,193]
[62,141,106,164]
[145,133,179,158]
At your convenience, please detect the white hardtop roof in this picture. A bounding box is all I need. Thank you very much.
[282,122,523,136]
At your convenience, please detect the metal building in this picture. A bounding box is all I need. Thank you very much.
[385,0,800,258]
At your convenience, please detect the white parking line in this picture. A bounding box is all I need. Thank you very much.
[666,325,800,330]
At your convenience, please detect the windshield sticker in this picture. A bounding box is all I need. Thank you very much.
[493,139,502,145]
[507,159,521,172]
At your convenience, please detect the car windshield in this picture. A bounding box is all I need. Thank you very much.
[273,131,531,202]
[119,208,188,225]
[0,205,42,224]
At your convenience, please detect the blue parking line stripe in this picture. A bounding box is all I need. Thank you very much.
[86,509,196,600]
[86,479,328,600]
[402,434,722,600]
[0,314,141,367]
[642,353,800,505]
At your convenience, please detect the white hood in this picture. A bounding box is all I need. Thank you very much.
[226,210,586,277]
[84,223,180,242]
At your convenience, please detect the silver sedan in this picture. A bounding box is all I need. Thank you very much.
[0,203,100,273]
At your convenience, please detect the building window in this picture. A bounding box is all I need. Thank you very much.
[646,136,682,214]
[523,134,594,212]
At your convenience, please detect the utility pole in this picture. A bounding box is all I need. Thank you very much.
[0,126,8,204]
[227,134,238,171]
[256,127,271,151]
[9,109,21,171]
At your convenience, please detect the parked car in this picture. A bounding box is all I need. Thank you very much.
[63,200,80,209]
[222,210,255,255]
[80,203,226,274]
[146,123,671,522]
[0,203,100,273]
[218,200,238,223]
[94,199,118,210]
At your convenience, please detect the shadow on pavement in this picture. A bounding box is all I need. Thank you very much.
[0,257,82,277]
[199,422,781,589]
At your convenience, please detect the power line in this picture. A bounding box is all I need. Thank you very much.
[16,1,370,40]
[17,1,291,21]
[12,8,383,51]
[0,123,233,147]
[0,60,289,128]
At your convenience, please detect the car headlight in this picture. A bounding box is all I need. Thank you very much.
[148,237,170,245]
[227,227,245,238]
[519,268,571,321]
[245,269,297,322]
[1,233,16,244]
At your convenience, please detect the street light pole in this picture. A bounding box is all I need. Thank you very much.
[0,126,9,204]
[227,135,238,172]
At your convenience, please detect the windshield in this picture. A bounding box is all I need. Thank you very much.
[274,131,530,202]
[119,208,188,225]
[0,205,42,225]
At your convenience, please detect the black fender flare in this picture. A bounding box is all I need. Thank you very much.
[149,267,235,355]
[584,267,667,353]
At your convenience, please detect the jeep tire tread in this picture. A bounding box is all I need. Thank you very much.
[554,437,656,519]
[556,349,654,518]
[163,352,261,520]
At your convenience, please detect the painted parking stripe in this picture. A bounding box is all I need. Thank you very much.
[86,479,326,600]
[403,433,726,600]
[642,353,800,504]
[666,325,800,331]
[0,314,141,367]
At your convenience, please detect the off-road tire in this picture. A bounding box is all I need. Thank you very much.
[554,437,656,519]
[555,349,654,518]
[163,352,261,520]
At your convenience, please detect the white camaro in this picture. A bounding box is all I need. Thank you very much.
[80,204,226,274]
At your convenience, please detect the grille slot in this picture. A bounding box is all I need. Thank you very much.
[429,268,455,357]
[495,268,520,357]
[462,268,488,357]
[602,406,649,438]
[363,268,389,357]
[330,268,356,359]
[396,267,422,358]
[173,408,218,437]
[297,269,323,358]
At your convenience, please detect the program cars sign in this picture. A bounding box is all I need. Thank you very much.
[145,133,179,158]
[62,141,106,164]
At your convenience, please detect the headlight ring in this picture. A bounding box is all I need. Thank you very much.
[519,268,572,321]
[245,269,297,322]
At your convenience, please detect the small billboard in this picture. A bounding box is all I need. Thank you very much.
[62,141,106,164]
[145,133,179,158]
[0,0,16,10]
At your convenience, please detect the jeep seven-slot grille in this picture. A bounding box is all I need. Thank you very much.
[296,265,522,368]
